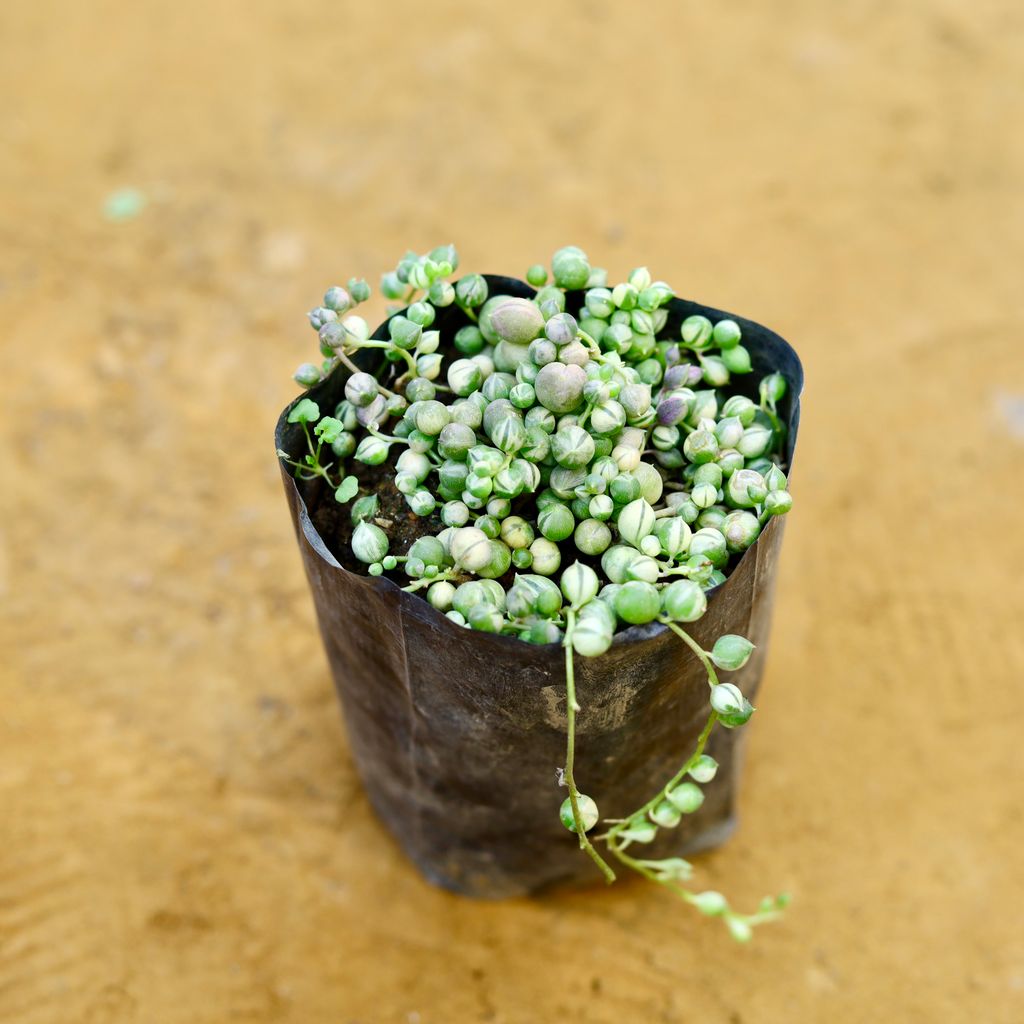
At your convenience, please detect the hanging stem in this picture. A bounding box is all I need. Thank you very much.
[661,619,720,688]
[605,842,693,900]
[604,711,717,851]
[563,609,616,884]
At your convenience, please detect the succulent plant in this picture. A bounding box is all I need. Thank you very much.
[279,244,794,939]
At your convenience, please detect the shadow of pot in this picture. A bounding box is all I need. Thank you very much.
[275,278,803,898]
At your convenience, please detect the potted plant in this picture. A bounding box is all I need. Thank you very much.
[275,245,802,940]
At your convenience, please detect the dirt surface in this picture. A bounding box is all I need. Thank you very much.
[2,2,1023,1022]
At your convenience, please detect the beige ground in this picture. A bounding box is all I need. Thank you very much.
[2,2,1023,1021]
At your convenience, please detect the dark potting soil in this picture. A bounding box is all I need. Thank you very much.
[299,457,446,575]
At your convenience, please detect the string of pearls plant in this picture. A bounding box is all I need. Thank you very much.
[280,245,792,940]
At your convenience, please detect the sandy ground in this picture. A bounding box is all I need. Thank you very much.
[2,2,1023,1022]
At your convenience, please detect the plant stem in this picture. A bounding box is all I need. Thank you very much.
[576,329,608,363]
[333,348,364,379]
[606,843,691,900]
[355,340,417,377]
[604,711,717,848]
[401,568,455,593]
[366,424,407,445]
[282,457,329,483]
[562,609,616,884]
[656,564,701,580]
[294,423,339,486]
[576,399,596,431]
[660,619,720,688]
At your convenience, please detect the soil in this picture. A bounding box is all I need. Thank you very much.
[2,3,1023,1023]
[303,459,446,574]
